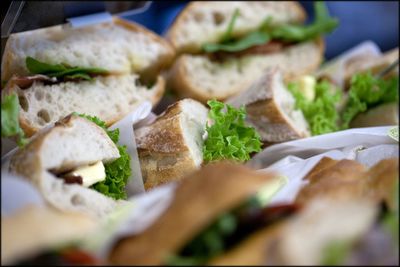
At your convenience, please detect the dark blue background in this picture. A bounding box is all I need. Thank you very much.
[123,1,399,59]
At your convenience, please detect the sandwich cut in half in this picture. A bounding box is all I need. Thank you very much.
[109,163,288,265]
[227,68,310,143]
[9,114,131,219]
[1,17,174,137]
[135,98,209,190]
[166,1,338,102]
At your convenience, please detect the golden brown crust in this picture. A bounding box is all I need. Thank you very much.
[109,163,281,265]
[209,223,284,265]
[166,1,307,54]
[295,159,367,204]
[366,158,399,211]
[168,39,325,103]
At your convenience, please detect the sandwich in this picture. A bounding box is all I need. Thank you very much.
[135,98,262,190]
[8,113,132,219]
[109,163,288,265]
[212,158,399,265]
[166,1,338,102]
[227,68,310,143]
[2,205,100,265]
[1,17,174,139]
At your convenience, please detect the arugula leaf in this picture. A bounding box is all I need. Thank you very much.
[1,93,28,146]
[26,57,108,81]
[221,8,240,43]
[75,113,131,200]
[203,31,270,53]
[288,80,342,135]
[202,2,338,53]
[341,72,399,129]
[203,100,262,163]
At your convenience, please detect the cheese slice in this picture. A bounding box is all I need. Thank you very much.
[66,161,106,187]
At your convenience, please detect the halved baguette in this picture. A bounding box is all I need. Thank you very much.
[135,99,208,190]
[3,75,165,137]
[166,1,306,54]
[227,68,310,142]
[9,114,126,219]
[168,40,324,103]
[2,17,175,81]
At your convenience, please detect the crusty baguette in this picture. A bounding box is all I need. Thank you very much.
[135,99,208,190]
[2,205,96,265]
[350,102,399,128]
[2,17,175,81]
[3,75,165,137]
[227,68,310,142]
[9,114,126,219]
[109,163,282,265]
[168,39,324,103]
[166,1,306,54]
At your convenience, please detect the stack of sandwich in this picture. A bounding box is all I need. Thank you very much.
[1,1,399,266]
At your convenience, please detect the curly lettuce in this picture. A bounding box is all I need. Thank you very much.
[288,80,342,135]
[341,72,399,129]
[75,113,131,200]
[203,100,262,163]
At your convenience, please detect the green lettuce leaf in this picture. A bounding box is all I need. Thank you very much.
[341,73,399,129]
[288,80,342,135]
[202,2,338,53]
[26,57,108,81]
[1,93,28,146]
[203,100,262,163]
[75,113,131,200]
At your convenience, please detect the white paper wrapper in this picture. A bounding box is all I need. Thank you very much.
[1,101,154,215]
[250,126,399,205]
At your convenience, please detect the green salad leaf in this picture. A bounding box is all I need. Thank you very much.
[321,240,352,265]
[26,57,108,81]
[202,2,338,53]
[1,93,28,146]
[75,113,131,200]
[288,80,342,135]
[341,72,399,129]
[203,100,262,163]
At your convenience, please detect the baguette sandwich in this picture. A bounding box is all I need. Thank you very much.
[166,1,338,102]
[1,17,174,137]
[109,163,288,265]
[212,158,399,265]
[135,98,262,190]
[8,114,132,219]
[2,205,99,265]
[227,68,310,143]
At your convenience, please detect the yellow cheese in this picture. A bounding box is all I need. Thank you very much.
[66,161,106,187]
[298,75,316,101]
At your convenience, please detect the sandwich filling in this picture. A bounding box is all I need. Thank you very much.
[202,2,338,61]
[165,178,290,265]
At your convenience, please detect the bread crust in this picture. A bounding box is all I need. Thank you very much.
[135,99,208,190]
[166,1,306,54]
[1,17,175,81]
[168,39,324,103]
[109,163,281,265]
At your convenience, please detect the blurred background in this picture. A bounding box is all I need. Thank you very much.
[1,1,399,59]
